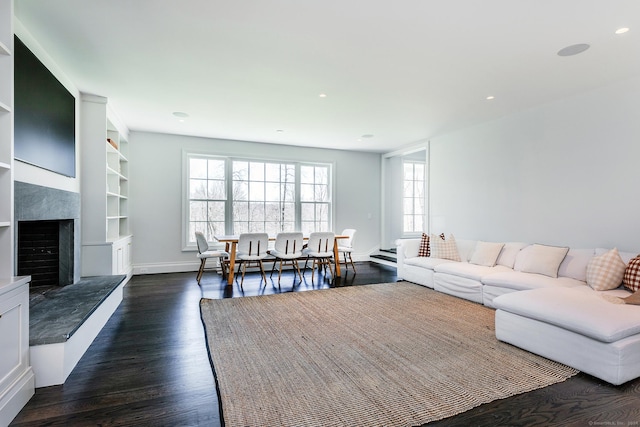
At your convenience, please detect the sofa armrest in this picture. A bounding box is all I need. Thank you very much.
[396,238,421,280]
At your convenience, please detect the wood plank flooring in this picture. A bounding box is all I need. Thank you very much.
[10,263,640,426]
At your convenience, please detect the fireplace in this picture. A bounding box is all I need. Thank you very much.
[17,220,74,287]
[14,181,81,286]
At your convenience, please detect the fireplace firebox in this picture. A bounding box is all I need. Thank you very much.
[17,220,74,287]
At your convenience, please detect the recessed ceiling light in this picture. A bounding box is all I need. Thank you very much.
[361,134,374,139]
[557,43,590,57]
[172,111,189,118]
[615,27,630,34]
[276,129,284,133]
[319,93,327,98]
[486,95,495,100]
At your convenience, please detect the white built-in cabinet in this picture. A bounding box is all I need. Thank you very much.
[80,94,132,277]
[0,1,35,424]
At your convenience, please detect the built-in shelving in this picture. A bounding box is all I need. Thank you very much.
[80,94,132,277]
[0,1,35,423]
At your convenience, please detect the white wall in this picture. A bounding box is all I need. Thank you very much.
[128,132,381,273]
[429,75,640,252]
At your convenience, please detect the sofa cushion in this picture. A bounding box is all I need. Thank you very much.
[495,242,528,268]
[434,262,512,281]
[469,241,505,267]
[480,271,585,291]
[623,256,640,292]
[418,233,430,257]
[586,248,626,291]
[430,234,461,261]
[494,287,640,343]
[516,244,569,278]
[404,256,456,270]
[558,248,594,281]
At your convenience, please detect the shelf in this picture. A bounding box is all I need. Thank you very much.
[0,161,9,170]
[107,216,127,220]
[107,192,127,199]
[0,100,10,112]
[106,142,127,161]
[0,221,10,227]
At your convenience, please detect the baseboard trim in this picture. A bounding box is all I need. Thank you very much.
[0,368,35,427]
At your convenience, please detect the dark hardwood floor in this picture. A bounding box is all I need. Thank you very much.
[11,263,640,426]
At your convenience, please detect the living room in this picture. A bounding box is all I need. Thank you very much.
[2,1,640,426]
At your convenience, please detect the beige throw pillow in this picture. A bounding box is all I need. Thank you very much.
[469,241,505,267]
[519,244,569,278]
[586,248,626,291]
[430,234,461,261]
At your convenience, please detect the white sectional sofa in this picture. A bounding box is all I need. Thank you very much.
[396,236,640,385]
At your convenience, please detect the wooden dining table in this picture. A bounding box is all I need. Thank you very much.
[215,234,348,285]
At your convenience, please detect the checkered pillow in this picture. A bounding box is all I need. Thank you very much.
[430,234,461,261]
[418,233,430,257]
[623,256,640,292]
[586,248,626,291]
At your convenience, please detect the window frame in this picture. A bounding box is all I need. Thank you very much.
[182,151,334,250]
[402,160,426,235]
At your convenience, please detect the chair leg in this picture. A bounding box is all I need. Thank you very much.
[258,260,267,283]
[348,253,356,273]
[197,259,206,284]
[293,259,303,281]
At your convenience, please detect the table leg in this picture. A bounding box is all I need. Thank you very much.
[333,238,342,277]
[227,242,237,285]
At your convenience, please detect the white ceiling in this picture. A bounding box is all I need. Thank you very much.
[14,0,640,153]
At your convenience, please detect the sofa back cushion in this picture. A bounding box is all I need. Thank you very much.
[456,238,479,262]
[496,242,528,269]
[557,248,595,282]
[514,244,570,278]
[469,241,505,267]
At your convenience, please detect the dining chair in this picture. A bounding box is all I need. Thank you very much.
[337,228,357,274]
[235,232,270,287]
[267,232,304,285]
[195,231,230,284]
[302,231,335,281]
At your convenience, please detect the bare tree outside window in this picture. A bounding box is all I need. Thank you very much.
[186,155,331,245]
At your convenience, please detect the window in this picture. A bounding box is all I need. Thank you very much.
[188,157,226,242]
[300,165,331,234]
[185,154,332,246]
[403,161,425,233]
[232,160,296,235]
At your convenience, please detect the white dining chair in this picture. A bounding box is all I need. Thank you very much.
[195,231,229,284]
[302,232,335,281]
[235,232,270,287]
[268,232,304,285]
[338,228,357,273]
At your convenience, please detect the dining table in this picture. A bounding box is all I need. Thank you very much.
[215,234,349,285]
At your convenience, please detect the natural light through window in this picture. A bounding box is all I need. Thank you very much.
[185,154,332,245]
[403,161,425,233]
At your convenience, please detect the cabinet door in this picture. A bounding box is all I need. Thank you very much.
[0,290,27,392]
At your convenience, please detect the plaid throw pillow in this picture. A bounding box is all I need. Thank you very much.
[586,248,626,291]
[430,233,461,261]
[418,233,430,257]
[623,256,640,292]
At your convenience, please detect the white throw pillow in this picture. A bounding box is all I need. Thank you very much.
[430,234,461,261]
[495,242,528,268]
[586,248,626,291]
[469,241,505,267]
[518,244,569,278]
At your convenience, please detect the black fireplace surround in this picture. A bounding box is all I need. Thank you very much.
[14,181,81,286]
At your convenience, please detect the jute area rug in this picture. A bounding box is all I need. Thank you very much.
[200,282,577,427]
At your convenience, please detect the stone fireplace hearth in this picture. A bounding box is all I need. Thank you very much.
[14,181,81,285]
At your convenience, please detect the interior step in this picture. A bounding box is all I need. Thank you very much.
[370,248,397,267]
